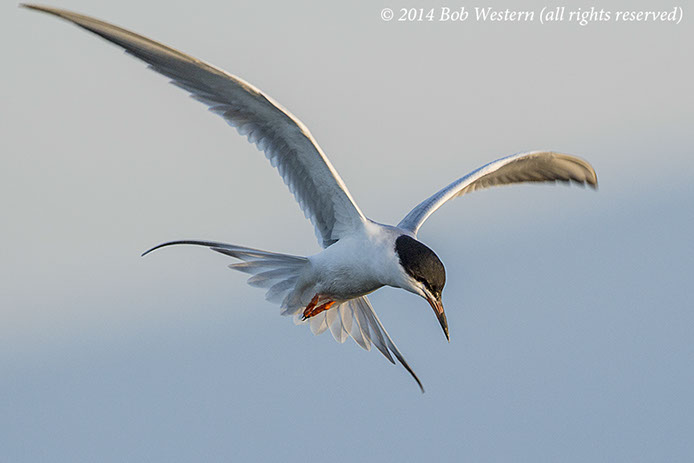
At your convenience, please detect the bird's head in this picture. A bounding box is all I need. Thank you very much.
[394,235,449,341]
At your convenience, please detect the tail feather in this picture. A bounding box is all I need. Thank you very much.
[143,240,309,310]
[143,239,424,392]
[246,269,298,288]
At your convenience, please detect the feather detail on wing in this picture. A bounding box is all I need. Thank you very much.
[398,151,598,235]
[24,4,365,248]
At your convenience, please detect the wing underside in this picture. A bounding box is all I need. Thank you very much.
[399,151,598,235]
[25,4,366,248]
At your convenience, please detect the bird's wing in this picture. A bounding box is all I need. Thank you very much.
[25,4,366,248]
[398,151,598,235]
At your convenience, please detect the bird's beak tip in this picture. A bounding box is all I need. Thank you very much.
[427,295,449,342]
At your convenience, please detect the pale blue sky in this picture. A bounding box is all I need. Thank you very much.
[2,0,693,461]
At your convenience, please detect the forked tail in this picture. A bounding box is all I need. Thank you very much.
[143,240,424,391]
[143,240,308,308]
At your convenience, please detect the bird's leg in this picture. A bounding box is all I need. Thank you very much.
[303,301,336,320]
[302,295,335,320]
[302,294,321,320]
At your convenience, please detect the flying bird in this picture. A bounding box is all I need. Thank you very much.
[25,4,598,391]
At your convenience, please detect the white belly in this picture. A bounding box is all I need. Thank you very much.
[304,222,404,301]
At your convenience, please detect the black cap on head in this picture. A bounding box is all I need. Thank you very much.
[395,235,446,297]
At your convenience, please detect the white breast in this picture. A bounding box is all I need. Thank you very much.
[306,221,408,301]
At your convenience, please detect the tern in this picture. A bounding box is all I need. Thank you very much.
[25,4,597,391]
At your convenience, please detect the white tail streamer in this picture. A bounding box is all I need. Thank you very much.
[142,240,424,391]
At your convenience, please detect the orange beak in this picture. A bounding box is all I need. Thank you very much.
[427,295,449,342]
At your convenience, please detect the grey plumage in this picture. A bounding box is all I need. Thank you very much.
[399,151,597,235]
[22,4,365,249]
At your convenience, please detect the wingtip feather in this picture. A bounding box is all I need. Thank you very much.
[21,4,71,18]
